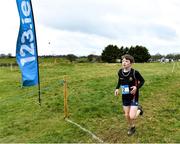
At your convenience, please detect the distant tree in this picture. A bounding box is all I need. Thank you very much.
[129,45,151,62]
[101,44,151,63]
[151,53,164,61]
[87,54,101,62]
[7,53,12,58]
[101,45,120,63]
[96,56,102,62]
[118,46,125,59]
[123,47,129,55]
[66,54,77,62]
[76,57,88,63]
[166,54,175,59]
[174,54,180,60]
[0,54,6,58]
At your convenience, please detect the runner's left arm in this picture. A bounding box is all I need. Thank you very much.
[135,71,145,89]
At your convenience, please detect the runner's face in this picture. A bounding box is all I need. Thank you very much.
[122,58,131,69]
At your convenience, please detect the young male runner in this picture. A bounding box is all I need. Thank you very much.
[114,54,145,136]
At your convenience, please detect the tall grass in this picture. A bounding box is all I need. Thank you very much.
[0,58,179,143]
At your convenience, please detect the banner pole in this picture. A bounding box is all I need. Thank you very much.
[30,0,41,105]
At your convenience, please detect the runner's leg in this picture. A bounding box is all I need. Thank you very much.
[129,106,138,127]
[123,106,131,127]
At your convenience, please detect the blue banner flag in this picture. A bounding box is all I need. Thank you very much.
[16,0,39,86]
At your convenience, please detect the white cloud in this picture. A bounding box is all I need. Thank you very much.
[36,24,111,56]
[0,0,180,56]
[0,0,19,55]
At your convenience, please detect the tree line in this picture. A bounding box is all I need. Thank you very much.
[151,53,180,61]
[101,45,151,63]
[1,45,180,63]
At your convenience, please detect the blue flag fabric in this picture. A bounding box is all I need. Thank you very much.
[16,0,39,86]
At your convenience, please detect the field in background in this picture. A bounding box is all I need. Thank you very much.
[0,58,180,143]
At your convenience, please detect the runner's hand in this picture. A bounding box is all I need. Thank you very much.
[114,89,119,96]
[130,86,137,95]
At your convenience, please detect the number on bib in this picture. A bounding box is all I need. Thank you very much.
[121,85,130,94]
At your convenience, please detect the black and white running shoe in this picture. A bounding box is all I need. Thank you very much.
[138,105,143,116]
[127,126,136,136]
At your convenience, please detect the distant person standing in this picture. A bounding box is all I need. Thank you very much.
[114,54,145,136]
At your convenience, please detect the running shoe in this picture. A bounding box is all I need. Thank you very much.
[127,126,136,136]
[138,105,143,116]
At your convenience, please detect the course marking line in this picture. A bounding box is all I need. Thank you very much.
[65,118,104,143]
[172,62,176,73]
[177,62,180,68]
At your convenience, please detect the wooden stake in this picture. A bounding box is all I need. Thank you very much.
[64,75,68,118]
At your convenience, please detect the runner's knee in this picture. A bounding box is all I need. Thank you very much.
[124,113,129,118]
[129,113,136,120]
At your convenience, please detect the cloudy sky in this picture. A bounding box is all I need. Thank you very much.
[0,0,180,56]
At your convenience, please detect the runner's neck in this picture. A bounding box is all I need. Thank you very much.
[123,67,131,72]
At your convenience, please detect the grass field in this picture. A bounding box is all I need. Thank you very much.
[0,58,180,143]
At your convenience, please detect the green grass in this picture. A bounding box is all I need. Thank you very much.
[0,57,16,64]
[0,58,180,143]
